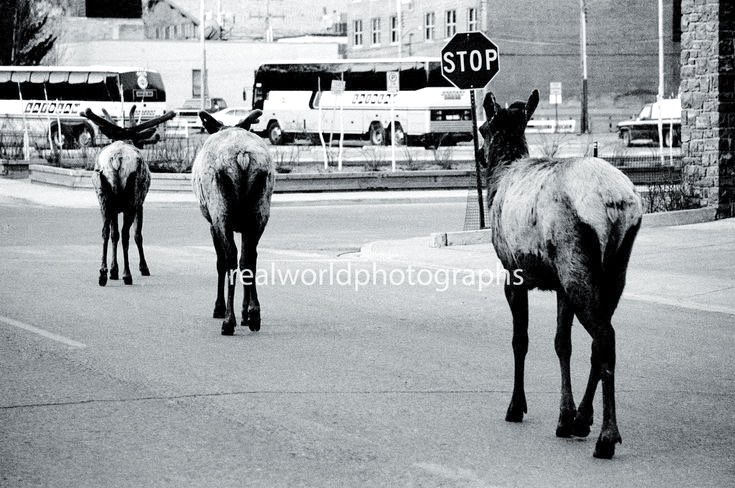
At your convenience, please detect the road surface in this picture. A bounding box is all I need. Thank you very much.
[1,199,732,487]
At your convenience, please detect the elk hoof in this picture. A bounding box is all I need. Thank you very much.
[221,319,236,336]
[505,397,527,423]
[140,265,150,276]
[99,270,108,287]
[592,429,623,459]
[244,310,261,332]
[555,408,577,438]
[110,268,119,280]
[572,409,593,438]
[123,276,133,286]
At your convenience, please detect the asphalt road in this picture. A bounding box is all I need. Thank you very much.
[1,200,732,487]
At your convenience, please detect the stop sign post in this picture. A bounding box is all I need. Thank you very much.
[441,32,499,229]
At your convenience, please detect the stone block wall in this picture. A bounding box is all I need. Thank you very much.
[681,0,735,217]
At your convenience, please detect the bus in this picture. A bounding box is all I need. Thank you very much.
[0,66,167,149]
[250,58,473,147]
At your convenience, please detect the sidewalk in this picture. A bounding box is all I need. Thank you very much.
[0,178,468,208]
[360,219,735,317]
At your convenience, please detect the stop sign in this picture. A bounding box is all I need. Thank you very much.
[441,32,499,90]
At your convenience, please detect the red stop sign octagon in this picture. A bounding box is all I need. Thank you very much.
[441,32,499,90]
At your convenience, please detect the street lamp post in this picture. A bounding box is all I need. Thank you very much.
[579,0,589,134]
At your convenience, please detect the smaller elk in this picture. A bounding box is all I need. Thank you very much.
[82,107,175,287]
[480,89,643,459]
[192,109,275,335]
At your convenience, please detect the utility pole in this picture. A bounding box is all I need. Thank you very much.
[479,0,488,32]
[200,0,208,110]
[396,0,402,58]
[579,0,589,133]
[265,0,273,42]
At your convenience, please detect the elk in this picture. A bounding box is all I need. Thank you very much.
[82,107,175,287]
[192,109,275,335]
[480,90,643,459]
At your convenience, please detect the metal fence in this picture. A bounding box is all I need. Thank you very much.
[463,155,685,231]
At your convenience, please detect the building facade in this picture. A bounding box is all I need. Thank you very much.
[345,0,681,103]
[144,0,346,41]
[57,0,146,43]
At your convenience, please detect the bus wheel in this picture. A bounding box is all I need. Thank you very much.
[49,125,69,150]
[268,122,284,145]
[622,130,632,147]
[369,122,386,146]
[76,125,95,148]
[388,123,406,145]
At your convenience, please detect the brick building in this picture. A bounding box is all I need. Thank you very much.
[345,0,681,103]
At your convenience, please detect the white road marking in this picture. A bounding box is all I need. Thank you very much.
[0,315,86,348]
[624,293,735,316]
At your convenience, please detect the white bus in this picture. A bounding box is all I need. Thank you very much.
[0,66,167,149]
[250,58,474,147]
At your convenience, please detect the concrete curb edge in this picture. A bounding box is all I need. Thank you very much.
[430,206,719,248]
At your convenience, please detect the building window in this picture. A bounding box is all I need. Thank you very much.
[445,9,456,38]
[424,12,435,41]
[467,7,478,31]
[390,15,398,44]
[371,17,381,45]
[353,19,363,46]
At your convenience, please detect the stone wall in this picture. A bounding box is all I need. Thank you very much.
[680,0,735,217]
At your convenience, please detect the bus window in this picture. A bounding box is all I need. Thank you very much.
[86,72,113,101]
[0,72,18,99]
[46,71,69,100]
[65,71,90,101]
[19,76,45,100]
[105,75,121,102]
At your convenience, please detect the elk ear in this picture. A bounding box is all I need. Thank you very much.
[483,92,497,120]
[526,90,539,121]
[128,105,137,127]
[199,111,224,134]
[234,109,262,131]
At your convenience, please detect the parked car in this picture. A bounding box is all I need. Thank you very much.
[211,106,255,127]
[174,97,228,129]
[617,98,681,147]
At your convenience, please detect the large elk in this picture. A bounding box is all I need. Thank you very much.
[480,89,643,458]
[82,107,175,286]
[192,109,275,335]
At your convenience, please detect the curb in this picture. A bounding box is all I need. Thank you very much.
[640,206,717,227]
[430,206,719,248]
[28,164,475,193]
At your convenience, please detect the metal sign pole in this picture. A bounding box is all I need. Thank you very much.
[470,89,485,229]
[391,106,396,172]
[338,90,344,172]
[387,71,399,172]
[440,31,498,230]
[317,79,328,169]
